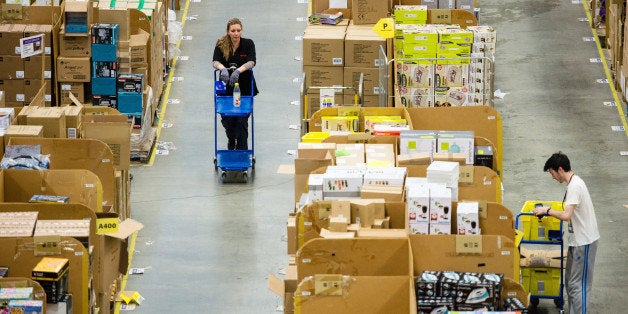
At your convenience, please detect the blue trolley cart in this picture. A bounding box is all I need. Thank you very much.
[213,70,255,182]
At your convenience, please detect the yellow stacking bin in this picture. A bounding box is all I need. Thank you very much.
[301,132,330,143]
[521,267,562,296]
[519,201,564,240]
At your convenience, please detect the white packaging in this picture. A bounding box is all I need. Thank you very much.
[434,63,469,87]
[407,186,430,222]
[409,221,430,234]
[399,130,437,155]
[429,221,451,234]
[429,185,452,223]
[364,167,407,186]
[398,63,434,88]
[457,201,480,235]
[307,174,325,202]
[427,161,460,187]
[0,108,15,130]
[437,131,475,164]
[398,86,434,107]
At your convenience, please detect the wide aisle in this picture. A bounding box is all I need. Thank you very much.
[125,0,628,313]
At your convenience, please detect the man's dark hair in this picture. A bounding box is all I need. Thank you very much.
[543,151,571,172]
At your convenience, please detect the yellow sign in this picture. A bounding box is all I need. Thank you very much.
[97,217,119,234]
[373,18,394,38]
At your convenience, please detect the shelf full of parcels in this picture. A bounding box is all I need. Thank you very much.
[0,86,142,313]
[270,105,530,313]
[0,1,166,161]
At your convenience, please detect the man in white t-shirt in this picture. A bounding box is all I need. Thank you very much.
[533,152,600,314]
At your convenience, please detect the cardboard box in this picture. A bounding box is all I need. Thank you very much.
[58,30,91,57]
[293,276,414,313]
[0,56,25,80]
[297,237,412,281]
[129,30,150,68]
[0,24,25,56]
[98,8,130,40]
[56,57,91,82]
[81,115,132,170]
[26,107,66,138]
[287,216,297,254]
[364,143,395,166]
[343,67,379,96]
[0,79,24,105]
[344,33,385,68]
[23,79,44,105]
[303,27,345,66]
[352,0,390,24]
[64,1,91,34]
[59,82,85,105]
[303,65,344,88]
[294,150,333,201]
[311,0,352,19]
[23,56,44,80]
[360,184,404,202]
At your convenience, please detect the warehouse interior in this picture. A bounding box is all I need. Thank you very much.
[0,0,626,313]
[120,0,628,313]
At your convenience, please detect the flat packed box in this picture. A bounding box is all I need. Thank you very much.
[334,143,365,166]
[397,152,431,165]
[364,143,395,167]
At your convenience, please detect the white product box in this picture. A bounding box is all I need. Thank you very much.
[467,26,496,43]
[322,172,364,199]
[409,221,430,234]
[427,161,460,187]
[437,131,475,164]
[364,167,407,186]
[429,185,452,223]
[407,186,430,222]
[457,201,480,235]
[399,130,437,155]
[365,144,396,167]
[307,173,325,202]
[398,86,434,107]
[430,221,452,234]
[397,63,434,88]
[434,63,469,87]
[0,108,15,130]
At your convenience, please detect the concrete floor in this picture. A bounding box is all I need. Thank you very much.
[125,0,628,313]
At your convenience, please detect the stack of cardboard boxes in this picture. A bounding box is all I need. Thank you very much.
[0,24,49,107]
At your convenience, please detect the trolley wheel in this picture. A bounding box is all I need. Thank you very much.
[213,158,218,170]
[241,171,248,182]
[554,298,564,308]
[530,297,539,308]
[251,157,256,169]
[221,171,227,180]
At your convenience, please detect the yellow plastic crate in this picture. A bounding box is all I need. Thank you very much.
[520,201,563,241]
[301,132,330,143]
[521,267,561,296]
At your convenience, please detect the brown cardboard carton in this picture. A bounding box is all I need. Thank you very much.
[294,150,333,201]
[303,65,344,88]
[57,57,90,82]
[23,56,44,80]
[59,29,91,57]
[0,79,24,106]
[287,216,297,254]
[0,24,25,56]
[296,237,413,281]
[26,107,66,138]
[1,168,103,213]
[343,66,379,96]
[351,0,390,24]
[311,0,352,19]
[59,82,85,105]
[344,34,385,68]
[81,115,132,170]
[409,234,516,279]
[328,216,349,232]
[294,276,415,313]
[23,79,44,105]
[302,27,345,66]
[7,137,116,208]
[129,29,149,68]
[360,184,404,202]
[3,125,43,146]
[0,56,25,80]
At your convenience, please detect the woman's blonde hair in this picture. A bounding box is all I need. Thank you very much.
[216,18,242,62]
